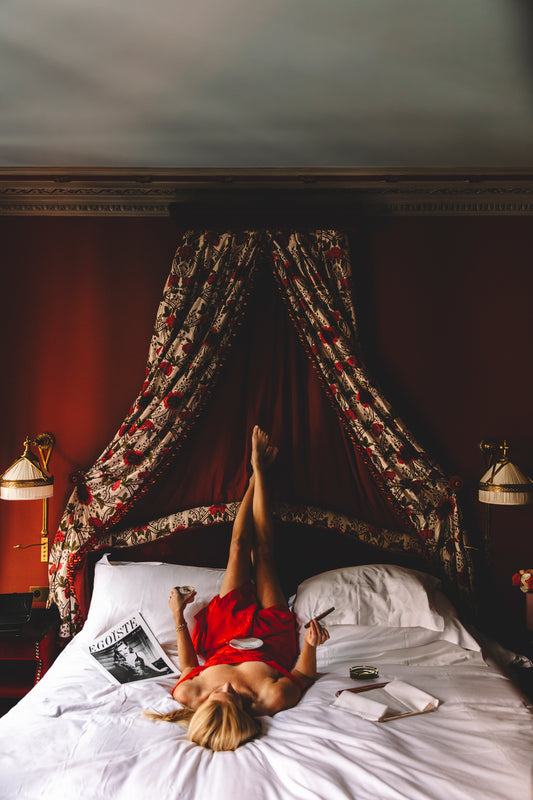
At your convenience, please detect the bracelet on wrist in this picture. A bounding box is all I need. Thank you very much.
[175,623,187,632]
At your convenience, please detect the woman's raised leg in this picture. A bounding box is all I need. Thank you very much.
[250,426,286,609]
[219,474,255,598]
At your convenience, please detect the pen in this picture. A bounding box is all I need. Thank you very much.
[335,682,389,697]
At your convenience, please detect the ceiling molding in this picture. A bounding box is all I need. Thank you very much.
[1,168,533,216]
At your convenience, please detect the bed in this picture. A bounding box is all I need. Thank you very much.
[0,522,532,800]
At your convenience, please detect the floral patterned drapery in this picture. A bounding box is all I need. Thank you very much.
[50,231,264,638]
[50,229,473,639]
[269,231,471,592]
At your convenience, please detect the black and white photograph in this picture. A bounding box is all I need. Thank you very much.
[88,612,178,685]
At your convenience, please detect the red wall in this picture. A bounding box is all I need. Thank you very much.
[0,217,176,598]
[356,216,533,641]
[0,214,531,643]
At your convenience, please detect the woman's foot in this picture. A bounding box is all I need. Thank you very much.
[251,425,278,473]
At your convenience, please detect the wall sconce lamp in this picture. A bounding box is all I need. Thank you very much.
[478,439,532,559]
[0,432,55,562]
[479,439,533,506]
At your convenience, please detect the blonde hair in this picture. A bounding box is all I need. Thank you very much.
[143,699,261,751]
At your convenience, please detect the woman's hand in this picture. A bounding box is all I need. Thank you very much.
[291,618,330,688]
[304,617,330,648]
[168,587,196,616]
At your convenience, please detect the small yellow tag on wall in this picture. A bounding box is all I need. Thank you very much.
[40,536,48,563]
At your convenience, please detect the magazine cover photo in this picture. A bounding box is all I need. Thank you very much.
[88,612,178,685]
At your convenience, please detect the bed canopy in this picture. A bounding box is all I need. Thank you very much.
[49,229,473,639]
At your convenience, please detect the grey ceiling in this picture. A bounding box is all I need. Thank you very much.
[1,0,533,168]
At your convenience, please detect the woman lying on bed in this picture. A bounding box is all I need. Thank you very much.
[144,426,329,751]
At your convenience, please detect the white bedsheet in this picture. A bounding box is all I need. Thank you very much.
[1,625,532,800]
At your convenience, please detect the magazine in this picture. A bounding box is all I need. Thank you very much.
[88,612,179,685]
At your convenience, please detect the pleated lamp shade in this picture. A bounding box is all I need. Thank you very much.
[479,459,533,505]
[0,449,54,500]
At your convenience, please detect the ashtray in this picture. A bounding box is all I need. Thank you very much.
[349,665,379,680]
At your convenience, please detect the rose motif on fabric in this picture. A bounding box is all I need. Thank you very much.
[164,391,183,411]
[76,483,93,505]
[123,449,144,467]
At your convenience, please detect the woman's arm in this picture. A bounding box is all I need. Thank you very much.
[265,620,330,713]
[169,587,199,675]
[291,618,329,688]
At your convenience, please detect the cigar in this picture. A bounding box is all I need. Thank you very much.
[304,606,335,628]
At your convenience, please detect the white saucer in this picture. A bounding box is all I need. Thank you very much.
[229,637,263,650]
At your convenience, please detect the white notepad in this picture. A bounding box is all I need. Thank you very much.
[333,680,439,722]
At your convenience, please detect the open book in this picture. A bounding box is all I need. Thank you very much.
[88,612,178,685]
[333,680,439,722]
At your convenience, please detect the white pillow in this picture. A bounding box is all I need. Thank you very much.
[294,564,445,631]
[293,564,479,650]
[81,554,225,652]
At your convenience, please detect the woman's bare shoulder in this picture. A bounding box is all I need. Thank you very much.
[257,676,302,715]
[172,671,201,703]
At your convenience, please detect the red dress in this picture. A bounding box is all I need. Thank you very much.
[174,582,300,689]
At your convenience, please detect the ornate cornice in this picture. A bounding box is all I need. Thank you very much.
[1,168,533,216]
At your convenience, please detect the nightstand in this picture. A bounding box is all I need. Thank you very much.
[0,605,60,716]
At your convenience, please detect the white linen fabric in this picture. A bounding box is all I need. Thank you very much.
[0,623,531,800]
[81,555,226,652]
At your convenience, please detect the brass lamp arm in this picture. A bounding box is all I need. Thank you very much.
[29,432,55,474]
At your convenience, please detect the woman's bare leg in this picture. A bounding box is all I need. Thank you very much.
[251,426,286,609]
[219,475,255,598]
